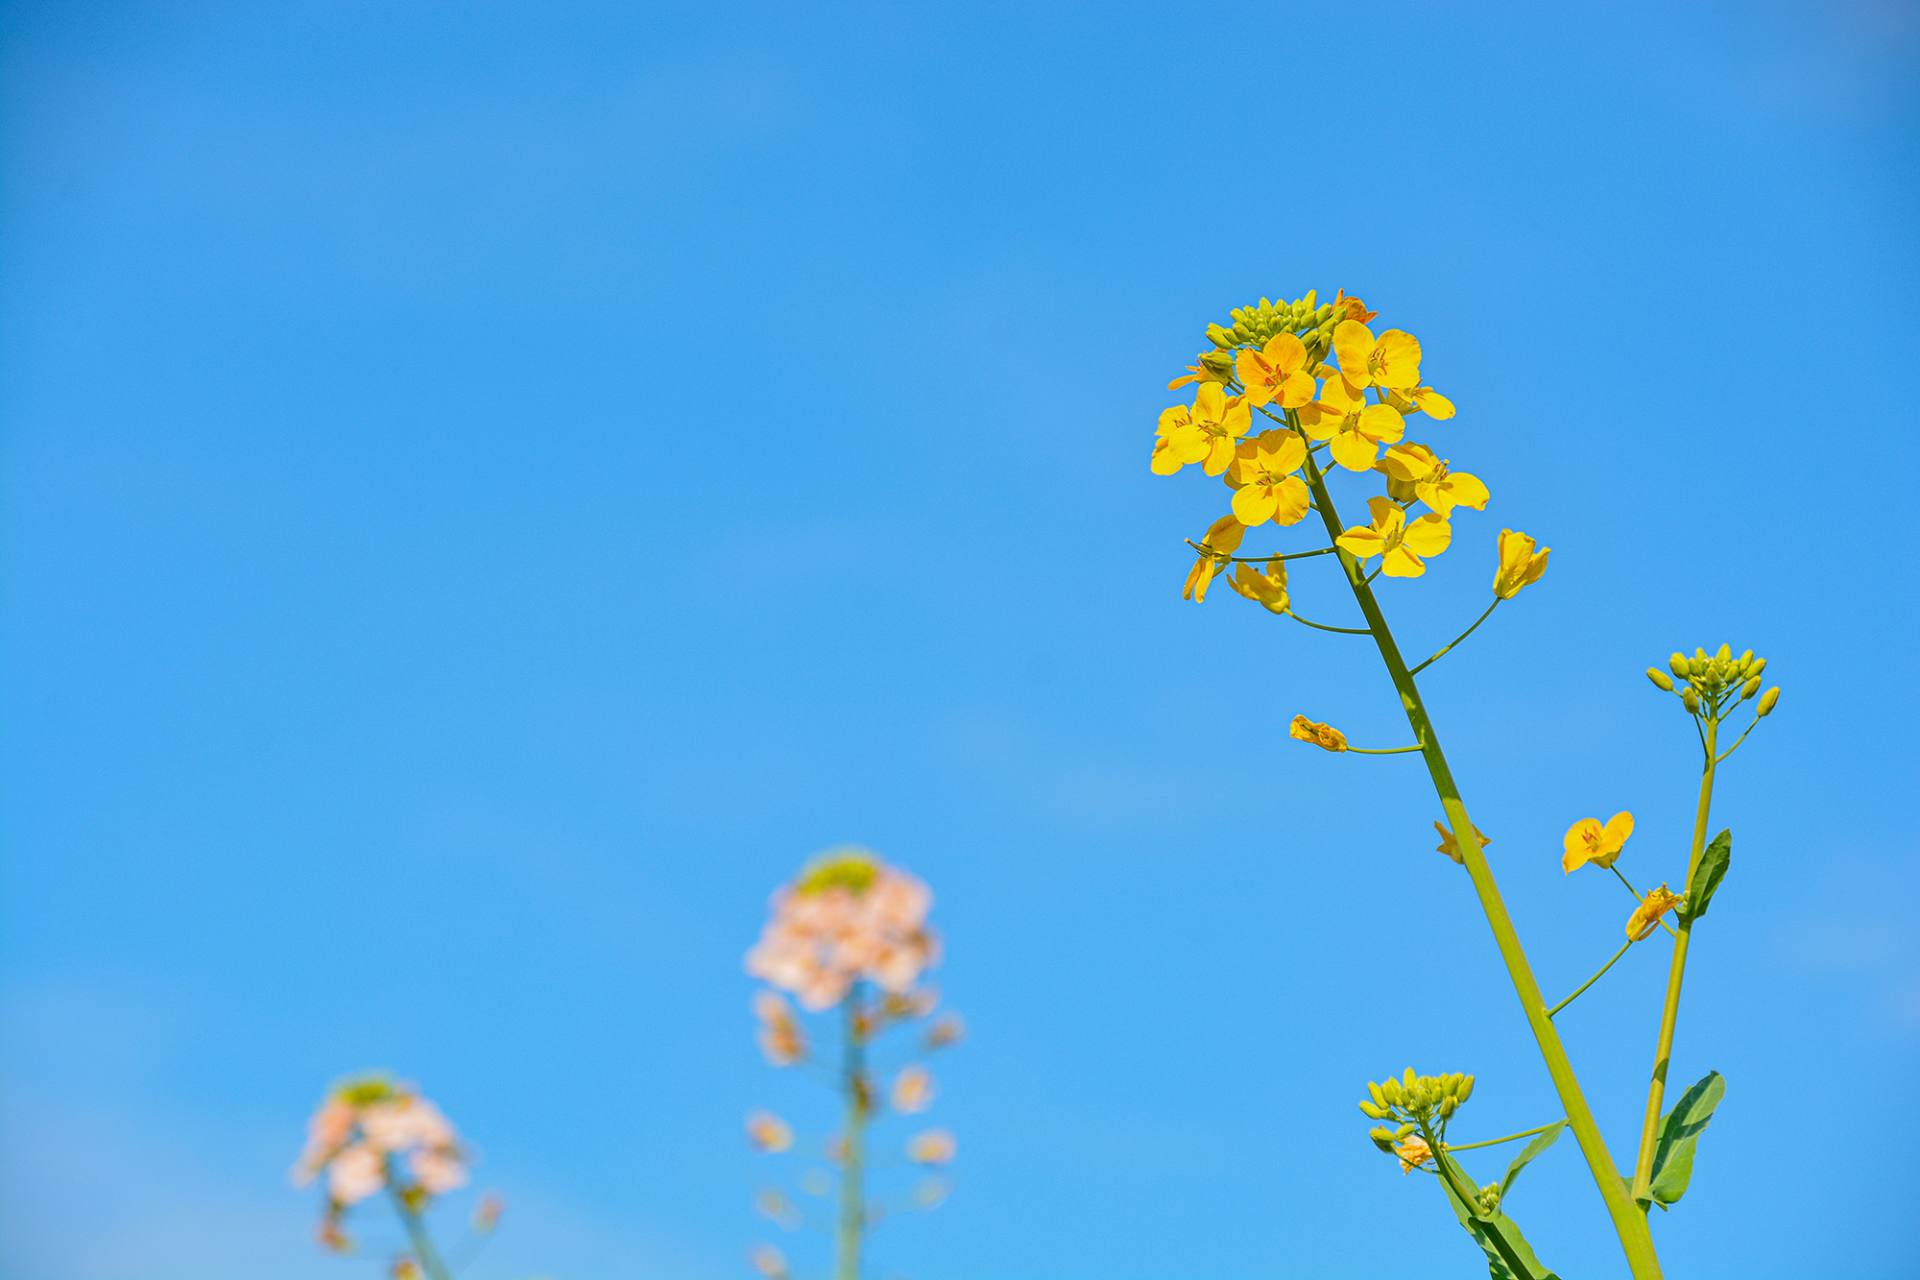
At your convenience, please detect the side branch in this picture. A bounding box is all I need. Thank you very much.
[1548,939,1635,1018]
[1410,598,1501,676]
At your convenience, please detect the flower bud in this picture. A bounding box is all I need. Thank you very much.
[1367,1081,1388,1109]
[1358,1100,1387,1119]
[1205,323,1232,348]
[1369,1126,1397,1150]
[1456,1074,1475,1104]
[1440,1095,1458,1118]
[1668,653,1689,678]
[1757,686,1781,717]
[1382,1078,1403,1106]
[1748,657,1766,678]
[1646,667,1674,691]
[1741,675,1761,700]
[1716,643,1732,663]
[1682,687,1700,712]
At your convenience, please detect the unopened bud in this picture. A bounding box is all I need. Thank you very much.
[1668,653,1689,678]
[1646,667,1674,691]
[1456,1074,1475,1104]
[1367,1081,1387,1109]
[1741,675,1761,700]
[1716,643,1732,663]
[1757,687,1781,717]
[1440,1095,1458,1118]
[1682,688,1700,713]
[1359,1100,1387,1119]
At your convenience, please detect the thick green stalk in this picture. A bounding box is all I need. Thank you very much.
[1629,717,1718,1200]
[1298,452,1663,1279]
[836,990,869,1280]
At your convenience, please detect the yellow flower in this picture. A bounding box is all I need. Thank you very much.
[1150,403,1209,476]
[1434,821,1490,865]
[1627,885,1683,941]
[1332,289,1378,324]
[1492,529,1551,599]
[745,1110,794,1153]
[1333,320,1422,391]
[1167,350,1232,391]
[1378,444,1490,518]
[1336,497,1453,578]
[1183,515,1245,602]
[1562,812,1633,873]
[1189,383,1252,476]
[1228,557,1289,614]
[1394,1134,1433,1174]
[908,1129,957,1165]
[1300,377,1405,471]
[1227,431,1311,527]
[1289,715,1348,752]
[1234,334,1316,410]
[1385,385,1456,420]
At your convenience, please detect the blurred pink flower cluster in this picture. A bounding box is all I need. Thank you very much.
[292,1076,469,1235]
[744,848,940,1011]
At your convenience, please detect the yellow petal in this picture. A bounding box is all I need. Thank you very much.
[1337,527,1385,558]
[1269,432,1307,474]
[1330,430,1379,472]
[1417,388,1456,420]
[1372,329,1423,389]
[1270,475,1312,525]
[1447,471,1490,511]
[1203,435,1237,476]
[1193,382,1226,422]
[1602,811,1635,852]
[1332,320,1375,381]
[1231,485,1276,527]
[1401,513,1453,557]
[1358,402,1405,445]
[1365,496,1403,533]
[1381,546,1426,577]
[1563,818,1601,873]
[1262,332,1307,374]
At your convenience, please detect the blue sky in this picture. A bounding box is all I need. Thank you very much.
[2,2,1916,1278]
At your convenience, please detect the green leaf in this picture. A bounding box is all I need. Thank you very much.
[1649,1070,1725,1206]
[1498,1122,1565,1202]
[1679,830,1731,920]
[1437,1151,1561,1279]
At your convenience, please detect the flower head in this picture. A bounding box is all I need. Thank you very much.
[1562,812,1634,873]
[1228,557,1289,615]
[1234,334,1316,410]
[1493,529,1550,599]
[1227,432,1311,527]
[1378,444,1489,518]
[1331,289,1378,324]
[1333,320,1422,391]
[1154,383,1251,477]
[1627,885,1683,941]
[1289,715,1348,753]
[294,1076,469,1227]
[1393,1134,1433,1174]
[1336,497,1453,578]
[754,990,807,1065]
[1299,376,1405,472]
[908,1129,957,1166]
[746,849,940,1011]
[1183,515,1245,602]
[746,1109,794,1153]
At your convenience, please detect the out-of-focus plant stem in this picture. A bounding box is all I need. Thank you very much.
[836,988,869,1280]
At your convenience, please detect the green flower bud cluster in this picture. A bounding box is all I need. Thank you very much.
[1205,291,1338,353]
[1356,1068,1476,1125]
[1476,1182,1503,1215]
[1366,1121,1419,1152]
[1656,645,1781,723]
[796,847,880,896]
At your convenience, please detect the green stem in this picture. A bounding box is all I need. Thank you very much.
[1345,744,1423,756]
[1295,440,1663,1279]
[1714,715,1759,764]
[836,988,869,1280]
[1409,598,1501,676]
[1185,542,1339,564]
[1286,612,1371,636]
[387,1181,454,1280]
[1548,939,1635,1018]
[1444,1121,1565,1154]
[1629,717,1719,1202]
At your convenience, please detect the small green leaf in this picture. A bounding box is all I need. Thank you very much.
[1679,830,1731,920]
[1437,1151,1562,1279]
[1649,1070,1725,1206]
[1498,1122,1565,1202]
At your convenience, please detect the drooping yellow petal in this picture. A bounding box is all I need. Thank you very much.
[1337,525,1386,559]
[1415,387,1456,420]
[1380,545,1426,577]
[1444,471,1490,511]
[1201,515,1245,555]
[1330,429,1381,472]
[1627,885,1683,941]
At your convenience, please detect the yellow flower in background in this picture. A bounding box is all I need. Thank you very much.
[1190,383,1252,476]
[1228,557,1289,615]
[1336,497,1453,578]
[1150,403,1209,476]
[1300,377,1406,471]
[1394,1134,1433,1174]
[1563,813,1634,873]
[1627,885,1683,941]
[1492,528,1551,598]
[1235,334,1316,410]
[1434,821,1490,865]
[908,1129,957,1165]
[1333,320,1422,391]
[1289,715,1348,752]
[1183,515,1245,602]
[1378,444,1490,518]
[1385,385,1456,420]
[745,1110,794,1153]
[1228,432,1311,527]
[750,1245,790,1279]
[892,1066,935,1113]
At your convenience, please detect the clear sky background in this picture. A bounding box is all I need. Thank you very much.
[3,3,1917,1278]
